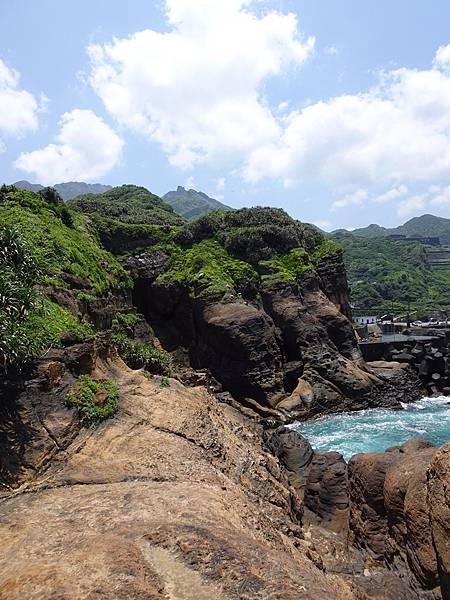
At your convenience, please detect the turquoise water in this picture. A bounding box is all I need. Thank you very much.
[292,397,450,461]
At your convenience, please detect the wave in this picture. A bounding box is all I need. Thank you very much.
[292,396,450,461]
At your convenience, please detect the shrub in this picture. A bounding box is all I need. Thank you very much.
[0,225,94,370]
[112,332,172,375]
[160,375,170,388]
[65,375,119,427]
[0,226,40,368]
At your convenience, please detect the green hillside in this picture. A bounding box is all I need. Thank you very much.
[1,182,338,370]
[69,184,184,226]
[163,186,233,220]
[0,185,130,367]
[336,214,450,244]
[336,233,450,315]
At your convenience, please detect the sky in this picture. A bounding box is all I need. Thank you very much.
[2,0,450,231]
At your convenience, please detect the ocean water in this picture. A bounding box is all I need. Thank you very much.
[291,397,450,462]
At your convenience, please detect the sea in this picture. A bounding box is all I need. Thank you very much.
[292,396,450,461]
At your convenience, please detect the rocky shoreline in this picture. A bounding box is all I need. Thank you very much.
[0,339,448,599]
[1,194,448,599]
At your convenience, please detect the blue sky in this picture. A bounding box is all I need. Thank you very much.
[2,0,450,230]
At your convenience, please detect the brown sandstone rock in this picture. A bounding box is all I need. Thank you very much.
[0,357,357,600]
[305,451,350,534]
[428,443,450,600]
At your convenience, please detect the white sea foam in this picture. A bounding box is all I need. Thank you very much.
[292,397,450,461]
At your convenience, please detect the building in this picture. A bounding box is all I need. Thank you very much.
[354,315,377,325]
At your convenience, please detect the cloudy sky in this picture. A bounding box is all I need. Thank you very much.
[2,0,450,230]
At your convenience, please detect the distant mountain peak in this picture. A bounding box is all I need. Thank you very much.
[12,180,112,201]
[163,186,233,220]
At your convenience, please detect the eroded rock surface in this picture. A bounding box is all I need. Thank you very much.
[0,354,359,600]
[349,439,450,599]
[131,257,422,419]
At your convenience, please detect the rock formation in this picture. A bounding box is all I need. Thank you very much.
[131,259,422,420]
[1,186,446,599]
[1,343,448,599]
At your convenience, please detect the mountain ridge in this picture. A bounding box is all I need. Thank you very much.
[163,185,233,219]
[334,213,450,244]
[12,179,112,201]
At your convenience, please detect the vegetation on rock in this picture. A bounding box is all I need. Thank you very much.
[64,375,119,427]
[153,209,339,298]
[111,312,172,374]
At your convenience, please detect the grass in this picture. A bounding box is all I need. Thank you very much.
[155,239,259,297]
[65,375,119,427]
[0,187,130,293]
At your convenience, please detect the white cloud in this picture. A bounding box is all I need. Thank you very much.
[430,185,450,206]
[397,195,426,218]
[324,45,338,56]
[277,101,290,112]
[0,58,40,150]
[434,44,450,70]
[215,177,226,191]
[15,109,123,184]
[87,0,314,170]
[332,188,368,210]
[372,184,408,204]
[244,46,450,191]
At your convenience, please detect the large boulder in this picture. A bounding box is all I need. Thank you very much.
[348,439,450,598]
[304,451,349,534]
[195,301,285,405]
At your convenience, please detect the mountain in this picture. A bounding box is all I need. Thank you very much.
[68,184,183,227]
[335,214,450,244]
[163,186,233,219]
[395,214,450,243]
[13,180,112,200]
[12,180,44,193]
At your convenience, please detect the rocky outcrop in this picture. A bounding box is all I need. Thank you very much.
[348,439,450,599]
[428,445,450,599]
[0,347,448,599]
[0,352,361,600]
[268,428,450,599]
[304,451,350,534]
[128,254,422,419]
